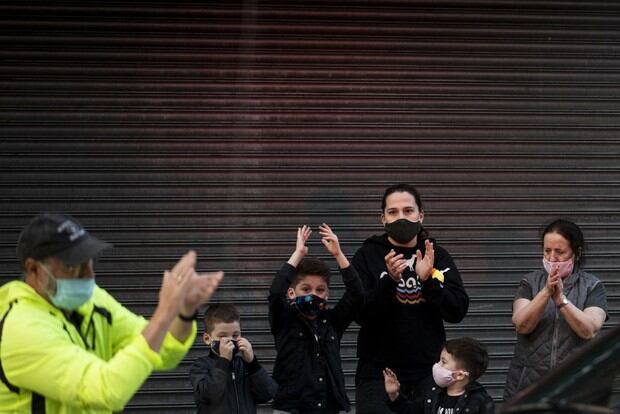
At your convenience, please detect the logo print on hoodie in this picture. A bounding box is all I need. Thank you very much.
[396,254,425,305]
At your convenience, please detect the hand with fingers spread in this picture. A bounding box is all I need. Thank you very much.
[297,225,311,255]
[146,250,205,352]
[158,250,197,318]
[319,223,350,268]
[288,225,312,267]
[319,223,341,257]
[181,270,224,317]
[159,250,225,319]
[415,239,435,282]
[384,249,407,281]
[383,368,401,401]
[153,250,225,347]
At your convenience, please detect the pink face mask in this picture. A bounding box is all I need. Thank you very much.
[432,363,456,388]
[543,257,574,279]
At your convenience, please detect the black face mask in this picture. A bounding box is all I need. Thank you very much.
[385,218,422,244]
[211,339,240,356]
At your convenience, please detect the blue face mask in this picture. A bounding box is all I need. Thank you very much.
[40,263,95,310]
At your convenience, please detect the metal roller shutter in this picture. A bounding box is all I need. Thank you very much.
[1,1,618,412]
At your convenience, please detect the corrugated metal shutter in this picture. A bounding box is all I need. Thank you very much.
[1,1,618,412]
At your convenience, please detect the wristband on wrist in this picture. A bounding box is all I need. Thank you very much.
[178,310,198,322]
[431,268,445,283]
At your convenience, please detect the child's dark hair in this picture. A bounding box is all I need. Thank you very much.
[444,337,489,381]
[290,257,331,287]
[202,304,240,334]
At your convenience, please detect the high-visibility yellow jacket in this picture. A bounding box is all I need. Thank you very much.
[0,280,196,413]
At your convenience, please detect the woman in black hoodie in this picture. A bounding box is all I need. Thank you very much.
[352,183,470,413]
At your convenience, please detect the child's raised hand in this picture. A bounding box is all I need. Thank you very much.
[319,223,342,257]
[288,225,312,267]
[237,337,254,363]
[383,368,401,401]
[296,225,312,255]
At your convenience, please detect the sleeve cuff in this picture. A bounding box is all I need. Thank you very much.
[431,268,445,283]
[339,265,357,282]
[388,393,410,411]
[166,321,197,350]
[281,263,298,283]
[379,273,399,293]
[245,356,262,375]
[421,277,444,299]
[154,321,197,370]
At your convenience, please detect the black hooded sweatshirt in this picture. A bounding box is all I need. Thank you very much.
[352,234,469,384]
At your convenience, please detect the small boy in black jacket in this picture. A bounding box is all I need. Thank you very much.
[269,224,364,413]
[189,304,278,414]
[384,337,494,414]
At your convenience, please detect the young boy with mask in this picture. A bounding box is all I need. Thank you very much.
[269,224,364,413]
[383,337,494,414]
[189,304,278,414]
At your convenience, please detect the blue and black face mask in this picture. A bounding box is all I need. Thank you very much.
[293,294,327,318]
[211,339,240,356]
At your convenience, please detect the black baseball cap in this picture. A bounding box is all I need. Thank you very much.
[16,213,112,265]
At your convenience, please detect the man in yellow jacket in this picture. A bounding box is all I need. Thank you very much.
[0,213,224,413]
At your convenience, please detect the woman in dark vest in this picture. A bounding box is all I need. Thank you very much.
[504,219,608,401]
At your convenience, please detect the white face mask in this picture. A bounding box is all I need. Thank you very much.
[432,362,456,387]
[432,362,469,388]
